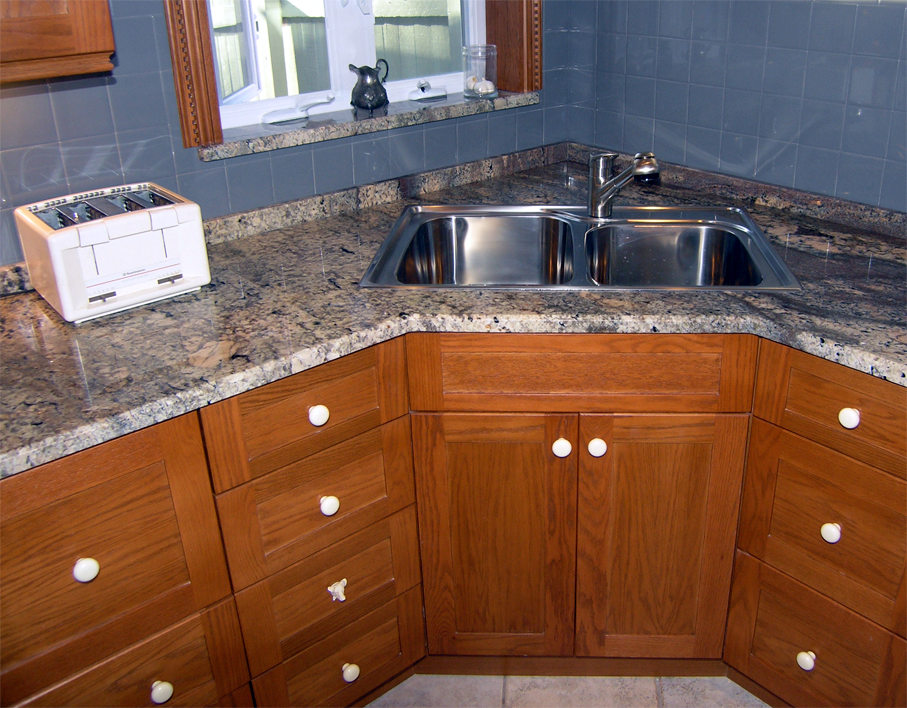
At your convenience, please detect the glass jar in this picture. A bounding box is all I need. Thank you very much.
[463,44,498,99]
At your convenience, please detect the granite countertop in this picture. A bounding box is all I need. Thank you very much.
[1,158,905,478]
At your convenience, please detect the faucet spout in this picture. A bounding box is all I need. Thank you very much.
[587,152,660,218]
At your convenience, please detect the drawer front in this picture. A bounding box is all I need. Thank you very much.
[18,600,248,707]
[754,340,907,478]
[740,419,906,635]
[235,506,421,677]
[201,338,408,492]
[217,416,415,590]
[407,333,757,413]
[725,552,906,708]
[252,586,425,707]
[0,414,230,703]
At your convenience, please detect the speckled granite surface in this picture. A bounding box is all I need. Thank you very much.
[201,92,539,161]
[1,159,904,477]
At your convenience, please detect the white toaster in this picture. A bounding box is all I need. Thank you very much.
[14,183,210,324]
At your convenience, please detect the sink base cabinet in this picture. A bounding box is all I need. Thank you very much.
[576,414,748,658]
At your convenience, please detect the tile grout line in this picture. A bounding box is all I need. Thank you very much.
[655,676,665,708]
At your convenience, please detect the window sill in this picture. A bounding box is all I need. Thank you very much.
[197,91,539,162]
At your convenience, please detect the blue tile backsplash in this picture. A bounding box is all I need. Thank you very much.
[0,0,904,266]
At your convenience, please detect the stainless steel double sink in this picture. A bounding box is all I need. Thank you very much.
[360,205,800,291]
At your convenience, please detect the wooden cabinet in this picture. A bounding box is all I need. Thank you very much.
[199,338,426,706]
[408,333,757,659]
[576,414,747,658]
[726,341,907,707]
[412,413,578,656]
[0,0,115,83]
[0,413,247,707]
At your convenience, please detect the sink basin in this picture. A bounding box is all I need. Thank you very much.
[396,215,574,286]
[585,223,762,287]
[361,205,800,291]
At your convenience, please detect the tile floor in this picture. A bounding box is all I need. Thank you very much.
[367,674,769,708]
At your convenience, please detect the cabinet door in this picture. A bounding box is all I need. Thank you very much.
[0,0,115,82]
[0,413,232,705]
[413,413,577,656]
[576,414,748,658]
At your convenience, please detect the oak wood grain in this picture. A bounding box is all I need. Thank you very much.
[725,551,906,707]
[414,412,576,656]
[0,414,228,704]
[576,414,747,658]
[217,416,414,590]
[739,418,907,634]
[753,340,907,478]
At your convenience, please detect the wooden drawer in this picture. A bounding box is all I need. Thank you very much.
[234,506,420,677]
[740,419,906,636]
[0,414,231,705]
[201,338,408,492]
[251,586,425,707]
[407,333,757,413]
[216,416,415,591]
[725,552,906,707]
[16,600,248,707]
[754,340,907,478]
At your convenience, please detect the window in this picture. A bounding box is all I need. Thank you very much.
[208,0,482,129]
[163,0,541,147]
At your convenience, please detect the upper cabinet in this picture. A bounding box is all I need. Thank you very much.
[0,0,115,83]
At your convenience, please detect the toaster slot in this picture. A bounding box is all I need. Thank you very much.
[106,194,148,212]
[57,202,107,224]
[34,208,77,230]
[84,197,126,217]
[129,190,174,209]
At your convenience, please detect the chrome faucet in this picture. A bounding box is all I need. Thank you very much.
[587,152,660,218]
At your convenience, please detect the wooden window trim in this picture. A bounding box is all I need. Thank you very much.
[163,0,542,149]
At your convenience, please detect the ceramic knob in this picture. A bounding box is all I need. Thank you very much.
[309,404,330,427]
[796,651,816,671]
[587,438,608,457]
[151,681,174,704]
[821,522,842,544]
[551,438,573,458]
[342,663,360,683]
[320,495,340,516]
[837,407,860,429]
[73,557,100,583]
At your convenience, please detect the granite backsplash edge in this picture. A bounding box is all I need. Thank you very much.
[2,141,903,297]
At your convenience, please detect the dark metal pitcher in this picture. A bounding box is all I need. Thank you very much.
[349,59,389,113]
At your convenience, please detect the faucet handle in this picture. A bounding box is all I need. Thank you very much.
[590,152,619,180]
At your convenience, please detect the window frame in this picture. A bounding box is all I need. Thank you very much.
[163,0,541,148]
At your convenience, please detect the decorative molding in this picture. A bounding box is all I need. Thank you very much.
[162,0,222,148]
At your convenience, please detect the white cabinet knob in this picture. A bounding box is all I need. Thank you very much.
[838,407,860,429]
[587,438,608,457]
[342,663,360,683]
[320,495,340,516]
[796,651,816,671]
[308,404,330,427]
[328,578,347,602]
[151,680,174,704]
[551,438,573,458]
[73,557,100,583]
[821,522,842,544]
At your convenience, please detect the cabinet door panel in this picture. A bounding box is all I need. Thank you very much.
[740,419,907,635]
[725,551,906,708]
[576,414,747,658]
[414,413,577,656]
[0,414,230,704]
[217,416,414,590]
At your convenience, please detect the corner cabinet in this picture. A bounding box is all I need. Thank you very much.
[0,0,115,83]
[408,333,756,659]
[725,340,907,707]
